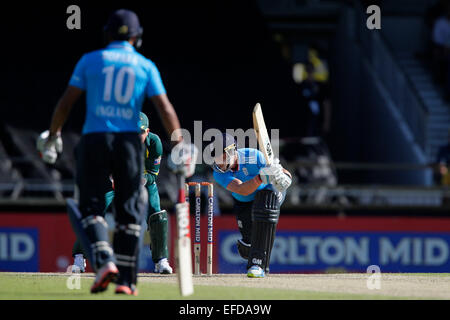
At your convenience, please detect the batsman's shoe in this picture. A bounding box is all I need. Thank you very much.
[247,265,265,278]
[154,258,173,274]
[115,284,138,296]
[72,254,86,273]
[90,261,119,293]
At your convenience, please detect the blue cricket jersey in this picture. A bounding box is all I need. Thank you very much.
[69,41,166,134]
[213,148,270,202]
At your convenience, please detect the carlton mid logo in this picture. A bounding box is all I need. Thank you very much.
[219,232,450,273]
[0,228,39,272]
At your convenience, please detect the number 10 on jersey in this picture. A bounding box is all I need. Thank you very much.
[102,66,136,104]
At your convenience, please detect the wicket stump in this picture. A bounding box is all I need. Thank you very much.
[185,182,214,275]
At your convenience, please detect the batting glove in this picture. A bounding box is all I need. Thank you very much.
[36,130,63,164]
[259,165,282,185]
[272,172,292,193]
[167,141,199,178]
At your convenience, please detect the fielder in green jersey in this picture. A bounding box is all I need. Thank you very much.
[71,112,172,274]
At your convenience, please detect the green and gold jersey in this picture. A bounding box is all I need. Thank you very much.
[143,132,163,185]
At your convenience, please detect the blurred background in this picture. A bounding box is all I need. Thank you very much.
[1,0,449,274]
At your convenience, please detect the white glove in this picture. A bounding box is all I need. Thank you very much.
[273,171,292,192]
[259,161,291,192]
[36,130,63,164]
[167,141,199,178]
[259,165,283,185]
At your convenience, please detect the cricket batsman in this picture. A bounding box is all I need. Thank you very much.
[210,133,292,278]
[36,9,196,295]
[71,112,173,275]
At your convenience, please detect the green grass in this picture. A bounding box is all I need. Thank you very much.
[0,273,426,300]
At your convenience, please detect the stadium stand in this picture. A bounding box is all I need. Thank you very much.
[0,0,448,211]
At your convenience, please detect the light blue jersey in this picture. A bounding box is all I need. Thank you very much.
[69,41,166,134]
[213,148,269,202]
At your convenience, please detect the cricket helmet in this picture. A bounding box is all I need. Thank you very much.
[210,132,237,173]
[104,9,143,49]
[138,112,149,132]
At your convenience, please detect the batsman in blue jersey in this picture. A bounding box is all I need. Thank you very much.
[211,133,292,278]
[37,9,197,296]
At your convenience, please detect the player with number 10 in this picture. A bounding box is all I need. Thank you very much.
[36,9,198,295]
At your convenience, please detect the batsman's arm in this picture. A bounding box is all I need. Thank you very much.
[49,85,83,136]
[150,94,182,145]
[226,176,263,197]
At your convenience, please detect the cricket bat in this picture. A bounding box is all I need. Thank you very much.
[175,173,194,296]
[253,103,274,166]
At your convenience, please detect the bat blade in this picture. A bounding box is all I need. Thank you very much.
[175,201,194,296]
[252,103,274,165]
[174,173,194,296]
